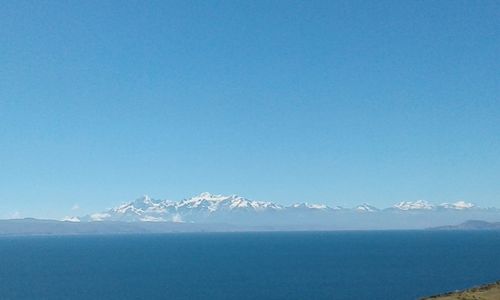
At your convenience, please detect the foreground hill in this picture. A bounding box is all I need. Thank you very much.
[422,281,500,300]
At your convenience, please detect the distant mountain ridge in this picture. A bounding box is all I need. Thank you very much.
[81,193,286,223]
[2,193,500,234]
[67,193,500,228]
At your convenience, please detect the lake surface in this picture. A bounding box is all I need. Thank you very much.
[1,231,500,300]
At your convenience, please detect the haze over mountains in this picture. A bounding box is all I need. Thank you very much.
[57,192,500,230]
[1,193,499,235]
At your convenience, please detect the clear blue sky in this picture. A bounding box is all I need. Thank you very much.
[1,0,499,219]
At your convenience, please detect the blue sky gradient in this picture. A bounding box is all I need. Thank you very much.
[1,0,499,218]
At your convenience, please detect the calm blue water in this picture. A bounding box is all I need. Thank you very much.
[1,231,500,300]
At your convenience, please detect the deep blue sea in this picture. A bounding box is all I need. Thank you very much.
[1,231,500,300]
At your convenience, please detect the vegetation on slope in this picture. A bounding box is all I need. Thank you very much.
[422,281,500,300]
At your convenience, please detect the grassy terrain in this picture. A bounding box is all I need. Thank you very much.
[422,281,500,300]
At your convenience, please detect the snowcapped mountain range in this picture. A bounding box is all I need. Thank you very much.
[390,200,478,211]
[73,193,496,225]
[355,203,380,212]
[82,193,285,223]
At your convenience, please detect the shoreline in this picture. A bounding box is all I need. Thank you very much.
[422,281,500,299]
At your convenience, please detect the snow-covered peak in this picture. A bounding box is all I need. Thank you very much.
[62,216,81,222]
[112,195,173,214]
[189,192,262,203]
[355,203,379,212]
[176,193,282,212]
[290,203,331,210]
[178,193,239,211]
[393,200,434,211]
[439,201,476,210]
